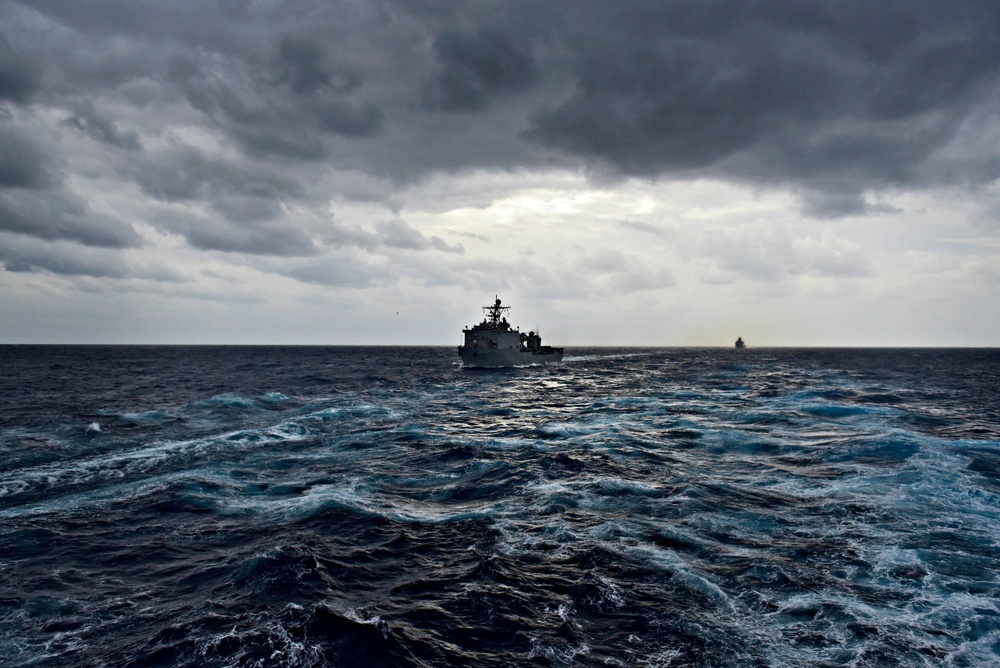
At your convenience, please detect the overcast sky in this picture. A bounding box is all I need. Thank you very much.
[2,0,999,345]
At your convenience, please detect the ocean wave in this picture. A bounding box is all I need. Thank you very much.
[3,346,1000,666]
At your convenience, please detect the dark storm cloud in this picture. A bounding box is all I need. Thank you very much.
[428,28,538,111]
[170,32,383,161]
[271,37,338,96]
[315,103,383,138]
[527,1,1000,212]
[0,34,37,103]
[5,0,1000,240]
[0,128,50,188]
[132,146,300,208]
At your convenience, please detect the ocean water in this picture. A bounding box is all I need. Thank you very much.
[1,346,999,667]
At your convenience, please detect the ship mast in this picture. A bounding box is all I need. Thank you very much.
[482,296,510,325]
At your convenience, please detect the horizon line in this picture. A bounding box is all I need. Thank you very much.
[1,343,998,349]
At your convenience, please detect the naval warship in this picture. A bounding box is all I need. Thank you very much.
[458,297,564,368]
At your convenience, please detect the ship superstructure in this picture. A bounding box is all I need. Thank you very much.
[458,297,564,368]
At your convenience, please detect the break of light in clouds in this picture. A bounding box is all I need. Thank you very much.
[1,0,999,345]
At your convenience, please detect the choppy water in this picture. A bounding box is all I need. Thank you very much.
[1,346,999,667]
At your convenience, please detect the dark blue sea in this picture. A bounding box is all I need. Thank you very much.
[2,346,999,667]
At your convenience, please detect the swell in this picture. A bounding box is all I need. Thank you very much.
[1,346,999,666]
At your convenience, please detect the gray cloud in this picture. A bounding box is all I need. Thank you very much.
[0,123,143,249]
[3,0,1000,270]
[576,248,676,293]
[208,196,284,223]
[132,145,300,207]
[428,28,538,112]
[270,36,345,96]
[61,102,141,150]
[258,253,390,288]
[527,1,1000,210]
[798,188,902,220]
[316,219,379,250]
[621,215,871,282]
[695,224,872,282]
[0,189,141,248]
[268,36,383,141]
[183,221,315,256]
[168,30,384,161]
[619,219,676,239]
[794,236,871,278]
[374,218,464,253]
[0,34,37,103]
[310,217,465,253]
[152,209,317,257]
[0,234,182,280]
[0,128,50,188]
[150,206,463,258]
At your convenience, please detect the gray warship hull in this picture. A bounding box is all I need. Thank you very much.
[459,347,564,369]
[458,297,564,369]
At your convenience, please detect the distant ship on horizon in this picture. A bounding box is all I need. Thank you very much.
[458,297,564,368]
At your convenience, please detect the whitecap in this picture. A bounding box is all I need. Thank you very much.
[190,393,260,410]
[621,542,736,613]
[528,638,591,664]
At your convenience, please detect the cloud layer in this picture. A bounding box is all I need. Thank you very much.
[1,1,999,343]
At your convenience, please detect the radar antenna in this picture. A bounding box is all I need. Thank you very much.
[482,295,511,325]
